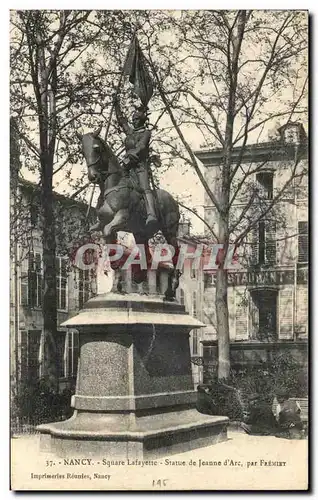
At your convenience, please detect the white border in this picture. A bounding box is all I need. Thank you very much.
[2,4,315,498]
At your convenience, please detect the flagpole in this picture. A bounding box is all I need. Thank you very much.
[104,25,139,143]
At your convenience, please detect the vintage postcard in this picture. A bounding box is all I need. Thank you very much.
[10,9,308,491]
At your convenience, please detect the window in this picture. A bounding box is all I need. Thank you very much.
[298,221,308,263]
[250,290,277,342]
[295,176,308,200]
[192,329,198,355]
[55,332,66,378]
[56,256,68,310]
[179,288,185,306]
[78,269,91,309]
[258,221,265,264]
[191,267,197,279]
[256,172,273,200]
[282,124,301,144]
[30,202,40,227]
[265,220,276,264]
[66,330,79,378]
[20,273,28,306]
[256,220,276,265]
[20,330,41,380]
[258,296,277,341]
[25,252,42,308]
[204,273,215,288]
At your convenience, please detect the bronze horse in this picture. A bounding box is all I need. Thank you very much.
[78,127,181,300]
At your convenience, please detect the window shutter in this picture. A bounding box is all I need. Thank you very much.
[249,295,259,340]
[20,330,28,380]
[279,288,293,339]
[296,286,308,335]
[55,332,66,378]
[28,330,41,380]
[20,258,29,306]
[192,329,198,355]
[235,289,248,340]
[203,288,217,338]
[35,253,42,307]
[295,176,308,200]
[250,226,258,265]
[298,222,308,263]
[192,291,197,318]
[265,220,276,264]
[28,253,36,307]
[35,253,42,272]
[277,226,294,266]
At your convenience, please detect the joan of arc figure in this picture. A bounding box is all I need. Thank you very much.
[114,96,158,231]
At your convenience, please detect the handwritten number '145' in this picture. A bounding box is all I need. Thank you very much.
[152,479,168,487]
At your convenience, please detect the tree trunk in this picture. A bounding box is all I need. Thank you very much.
[216,270,230,380]
[41,155,58,390]
[215,12,247,381]
[216,218,230,380]
[37,25,58,390]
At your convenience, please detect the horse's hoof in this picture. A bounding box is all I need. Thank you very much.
[146,217,159,234]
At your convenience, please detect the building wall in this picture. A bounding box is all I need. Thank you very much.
[10,182,97,391]
[196,126,308,357]
[176,237,205,387]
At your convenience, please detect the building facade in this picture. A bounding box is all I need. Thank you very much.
[176,220,205,386]
[10,179,97,393]
[194,122,308,376]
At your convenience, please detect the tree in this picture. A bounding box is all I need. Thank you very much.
[10,10,130,385]
[10,10,308,385]
[136,10,308,379]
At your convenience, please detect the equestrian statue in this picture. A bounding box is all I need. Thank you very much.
[77,99,181,300]
[77,32,182,300]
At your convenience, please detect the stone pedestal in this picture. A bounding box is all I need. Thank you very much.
[38,292,228,458]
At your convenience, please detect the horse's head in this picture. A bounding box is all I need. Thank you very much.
[77,125,106,183]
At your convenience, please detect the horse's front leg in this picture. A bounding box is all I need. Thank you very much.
[103,209,129,240]
[103,209,129,294]
[89,192,104,232]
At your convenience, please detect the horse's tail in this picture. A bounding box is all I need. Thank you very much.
[148,168,167,229]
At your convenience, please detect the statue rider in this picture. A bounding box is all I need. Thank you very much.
[114,96,158,231]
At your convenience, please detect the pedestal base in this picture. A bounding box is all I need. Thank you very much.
[38,292,228,459]
[39,410,228,459]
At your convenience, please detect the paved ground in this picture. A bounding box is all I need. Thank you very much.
[10,430,308,491]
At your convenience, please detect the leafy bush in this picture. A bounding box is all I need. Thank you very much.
[13,377,74,426]
[200,352,308,422]
[198,382,245,420]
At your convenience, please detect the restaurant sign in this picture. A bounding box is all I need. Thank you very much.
[205,270,295,287]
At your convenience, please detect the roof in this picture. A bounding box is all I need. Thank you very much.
[195,137,308,166]
[18,177,91,210]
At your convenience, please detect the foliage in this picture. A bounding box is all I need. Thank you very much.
[201,351,308,421]
[10,10,131,385]
[12,377,75,427]
[139,10,308,379]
